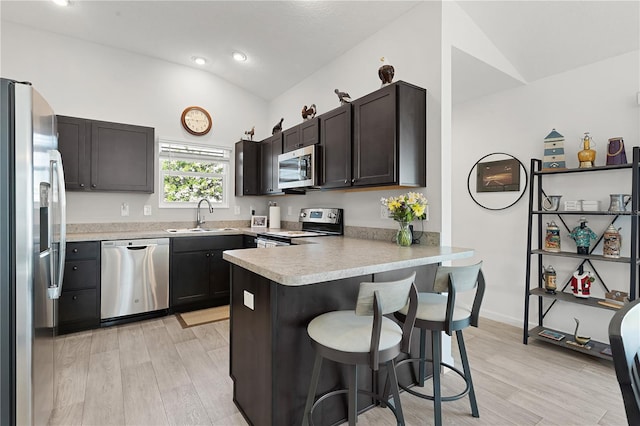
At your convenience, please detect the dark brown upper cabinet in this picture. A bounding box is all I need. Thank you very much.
[319,104,352,189]
[235,140,261,196]
[57,115,155,193]
[282,118,319,153]
[260,133,283,195]
[352,81,426,188]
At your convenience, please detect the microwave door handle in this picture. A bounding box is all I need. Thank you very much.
[48,149,67,299]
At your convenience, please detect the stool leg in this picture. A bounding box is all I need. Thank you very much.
[432,331,442,426]
[419,328,426,387]
[302,352,323,426]
[456,330,479,418]
[386,359,405,426]
[348,365,358,425]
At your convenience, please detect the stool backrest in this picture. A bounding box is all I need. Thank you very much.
[355,272,417,316]
[433,262,482,293]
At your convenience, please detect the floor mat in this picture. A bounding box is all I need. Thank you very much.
[177,305,229,328]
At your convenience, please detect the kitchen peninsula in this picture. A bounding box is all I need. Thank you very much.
[223,238,473,426]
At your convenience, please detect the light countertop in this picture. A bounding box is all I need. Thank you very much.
[223,236,474,286]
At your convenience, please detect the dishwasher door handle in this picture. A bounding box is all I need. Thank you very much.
[126,245,151,251]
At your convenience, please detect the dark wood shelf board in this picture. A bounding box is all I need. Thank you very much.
[530,249,636,264]
[534,163,633,175]
[528,326,613,361]
[529,288,622,311]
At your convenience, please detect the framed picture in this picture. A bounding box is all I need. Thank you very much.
[251,215,267,228]
[476,158,520,192]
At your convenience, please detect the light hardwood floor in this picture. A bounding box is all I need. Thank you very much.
[49,316,628,426]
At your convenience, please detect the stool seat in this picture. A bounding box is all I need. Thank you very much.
[398,293,472,323]
[308,311,402,354]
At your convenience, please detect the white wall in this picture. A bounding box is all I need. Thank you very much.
[1,21,269,223]
[265,1,443,232]
[452,50,640,342]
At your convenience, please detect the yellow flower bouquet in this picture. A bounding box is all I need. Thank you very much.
[381,192,428,246]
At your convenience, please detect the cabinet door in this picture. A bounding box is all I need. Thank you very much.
[57,115,89,190]
[235,140,260,196]
[283,119,319,153]
[58,289,99,332]
[320,105,352,188]
[260,134,282,195]
[171,251,211,306]
[90,120,154,192]
[210,250,231,297]
[353,84,397,187]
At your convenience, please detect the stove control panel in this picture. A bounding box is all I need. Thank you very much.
[299,208,342,224]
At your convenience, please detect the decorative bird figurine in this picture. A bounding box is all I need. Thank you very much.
[272,118,284,135]
[301,104,317,120]
[244,126,255,141]
[334,89,351,105]
[573,317,591,346]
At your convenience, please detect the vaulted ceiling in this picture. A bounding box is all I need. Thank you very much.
[2,1,638,104]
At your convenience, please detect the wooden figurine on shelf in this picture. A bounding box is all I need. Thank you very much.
[569,216,597,254]
[542,129,567,170]
[578,132,596,168]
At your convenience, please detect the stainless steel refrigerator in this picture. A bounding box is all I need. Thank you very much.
[0,79,66,425]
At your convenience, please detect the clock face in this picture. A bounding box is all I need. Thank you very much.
[181,106,212,136]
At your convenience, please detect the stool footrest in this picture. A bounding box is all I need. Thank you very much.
[396,358,471,402]
[308,388,401,426]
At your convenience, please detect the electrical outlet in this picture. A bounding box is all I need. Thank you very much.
[121,203,129,217]
[637,91,640,106]
[425,205,429,221]
[143,205,152,216]
[380,204,389,219]
[287,206,293,216]
[234,206,241,215]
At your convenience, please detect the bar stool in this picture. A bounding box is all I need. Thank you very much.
[395,262,485,426]
[302,273,419,426]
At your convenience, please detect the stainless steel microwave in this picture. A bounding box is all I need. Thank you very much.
[277,145,317,189]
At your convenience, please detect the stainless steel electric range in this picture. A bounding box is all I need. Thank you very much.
[256,207,343,247]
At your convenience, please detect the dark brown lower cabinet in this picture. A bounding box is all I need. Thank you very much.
[229,263,437,426]
[58,241,100,334]
[170,236,243,311]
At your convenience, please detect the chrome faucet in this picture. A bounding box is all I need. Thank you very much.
[196,198,214,228]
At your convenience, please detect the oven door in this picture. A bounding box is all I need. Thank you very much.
[277,145,315,189]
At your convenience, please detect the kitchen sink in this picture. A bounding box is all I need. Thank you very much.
[166,227,238,233]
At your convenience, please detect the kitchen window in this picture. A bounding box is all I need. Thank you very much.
[158,140,230,208]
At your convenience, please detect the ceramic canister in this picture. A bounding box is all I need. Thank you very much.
[544,221,561,252]
[603,225,622,258]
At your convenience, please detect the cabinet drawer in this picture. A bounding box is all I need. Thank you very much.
[172,236,244,253]
[66,241,99,260]
[63,260,98,290]
[58,289,98,323]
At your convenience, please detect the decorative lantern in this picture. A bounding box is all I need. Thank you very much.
[542,129,566,171]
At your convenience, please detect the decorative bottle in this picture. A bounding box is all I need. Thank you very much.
[544,221,561,252]
[603,225,622,258]
[578,132,596,168]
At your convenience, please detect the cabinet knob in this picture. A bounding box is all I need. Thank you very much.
[206,253,210,257]
[344,179,348,184]
[79,183,85,188]
[72,295,77,300]
[72,266,78,271]
[351,178,355,183]
[72,248,78,253]
[91,184,97,188]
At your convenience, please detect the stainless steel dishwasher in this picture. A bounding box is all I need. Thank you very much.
[101,238,169,320]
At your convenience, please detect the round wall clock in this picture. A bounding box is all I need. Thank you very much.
[181,106,212,136]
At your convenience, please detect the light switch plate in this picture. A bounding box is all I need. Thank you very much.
[287,206,293,216]
[121,203,129,217]
[234,206,241,215]
[143,205,152,216]
[243,290,254,310]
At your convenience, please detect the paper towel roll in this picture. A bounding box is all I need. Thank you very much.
[269,206,281,229]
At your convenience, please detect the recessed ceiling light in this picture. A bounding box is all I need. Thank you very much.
[233,51,247,62]
[191,56,207,66]
[52,0,69,6]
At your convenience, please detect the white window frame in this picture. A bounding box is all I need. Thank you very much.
[158,139,231,209]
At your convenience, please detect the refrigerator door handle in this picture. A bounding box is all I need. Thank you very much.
[47,149,66,299]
